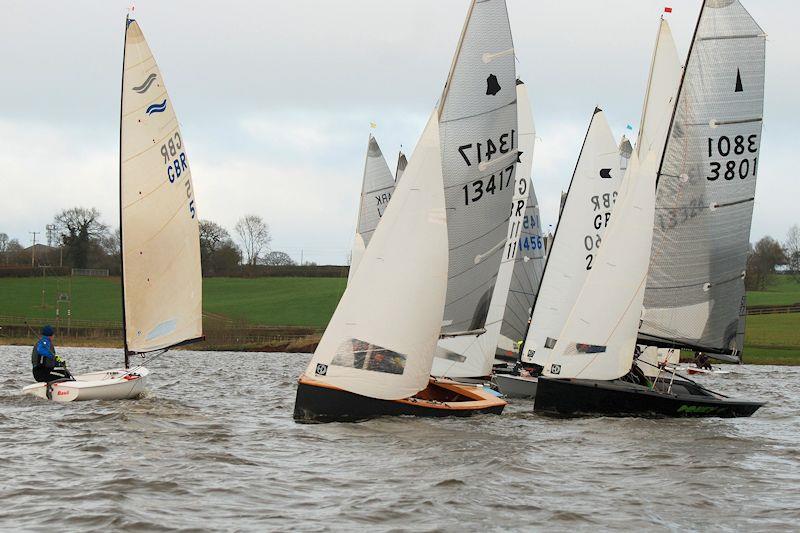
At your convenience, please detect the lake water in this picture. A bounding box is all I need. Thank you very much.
[1,346,798,531]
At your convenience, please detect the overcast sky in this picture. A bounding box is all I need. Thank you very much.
[1,0,796,264]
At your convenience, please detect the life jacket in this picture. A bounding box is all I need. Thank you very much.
[31,339,55,370]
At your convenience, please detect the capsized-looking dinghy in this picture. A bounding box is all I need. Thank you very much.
[294,0,516,422]
[22,16,203,402]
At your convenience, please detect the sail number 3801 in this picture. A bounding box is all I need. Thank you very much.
[707,134,758,181]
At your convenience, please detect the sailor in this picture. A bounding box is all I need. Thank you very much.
[31,325,73,382]
[693,351,712,371]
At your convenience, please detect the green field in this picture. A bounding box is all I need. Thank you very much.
[1,275,799,363]
[0,276,346,329]
[746,275,800,307]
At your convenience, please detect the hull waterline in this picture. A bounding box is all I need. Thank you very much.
[294,376,506,423]
[534,376,763,418]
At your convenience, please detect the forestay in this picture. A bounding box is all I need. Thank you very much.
[498,81,545,355]
[348,135,396,283]
[438,0,518,336]
[302,113,449,400]
[432,80,535,378]
[542,150,659,380]
[120,19,202,354]
[639,0,766,355]
[521,110,623,366]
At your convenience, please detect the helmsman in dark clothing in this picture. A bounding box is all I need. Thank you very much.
[31,325,72,382]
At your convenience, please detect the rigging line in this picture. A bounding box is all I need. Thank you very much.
[121,348,169,377]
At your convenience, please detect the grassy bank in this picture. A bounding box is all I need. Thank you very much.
[0,276,345,328]
[747,275,800,307]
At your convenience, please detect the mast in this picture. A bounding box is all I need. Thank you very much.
[120,15,130,369]
[516,107,601,361]
[636,17,665,156]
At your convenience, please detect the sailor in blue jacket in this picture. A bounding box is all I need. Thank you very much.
[31,325,72,382]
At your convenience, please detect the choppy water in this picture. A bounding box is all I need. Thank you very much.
[1,346,798,531]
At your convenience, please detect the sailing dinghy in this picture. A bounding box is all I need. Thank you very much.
[535,0,765,417]
[23,16,203,402]
[294,0,515,422]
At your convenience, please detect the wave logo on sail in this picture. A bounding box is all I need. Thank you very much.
[146,99,168,115]
[133,73,157,94]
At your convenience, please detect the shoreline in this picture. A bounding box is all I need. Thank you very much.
[2,337,798,365]
[0,336,320,354]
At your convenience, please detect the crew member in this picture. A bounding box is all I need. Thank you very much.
[31,325,72,382]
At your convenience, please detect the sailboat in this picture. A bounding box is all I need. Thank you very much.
[23,16,203,402]
[535,0,766,417]
[493,108,627,398]
[430,79,536,380]
[347,135,397,283]
[293,0,514,422]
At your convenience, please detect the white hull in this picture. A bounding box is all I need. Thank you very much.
[22,367,150,402]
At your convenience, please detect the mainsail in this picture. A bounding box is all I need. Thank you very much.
[639,0,766,355]
[301,113,448,400]
[348,135,396,283]
[432,79,532,378]
[395,151,408,182]
[438,0,518,336]
[120,18,202,356]
[541,150,659,380]
[521,109,624,366]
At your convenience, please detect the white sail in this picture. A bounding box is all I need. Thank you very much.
[348,135,396,283]
[636,18,682,159]
[432,79,534,378]
[541,150,659,380]
[438,0,518,337]
[521,110,623,366]
[120,19,202,353]
[302,113,449,400]
[638,346,680,378]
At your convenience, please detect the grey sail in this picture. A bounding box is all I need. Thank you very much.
[348,135,396,282]
[395,151,408,183]
[499,184,545,347]
[438,0,518,336]
[639,0,766,355]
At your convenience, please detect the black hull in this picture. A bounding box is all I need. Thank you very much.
[535,377,763,418]
[294,380,505,423]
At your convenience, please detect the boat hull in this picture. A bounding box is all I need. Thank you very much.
[22,367,149,402]
[294,376,506,423]
[535,376,763,418]
[492,373,538,399]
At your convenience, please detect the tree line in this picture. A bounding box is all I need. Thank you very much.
[0,207,302,276]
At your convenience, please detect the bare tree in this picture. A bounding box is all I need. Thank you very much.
[746,236,787,290]
[785,225,800,282]
[200,220,242,275]
[234,215,271,266]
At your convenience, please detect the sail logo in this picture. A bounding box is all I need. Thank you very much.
[133,73,158,94]
[146,99,168,115]
[315,363,328,376]
[486,74,501,96]
[550,364,561,375]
